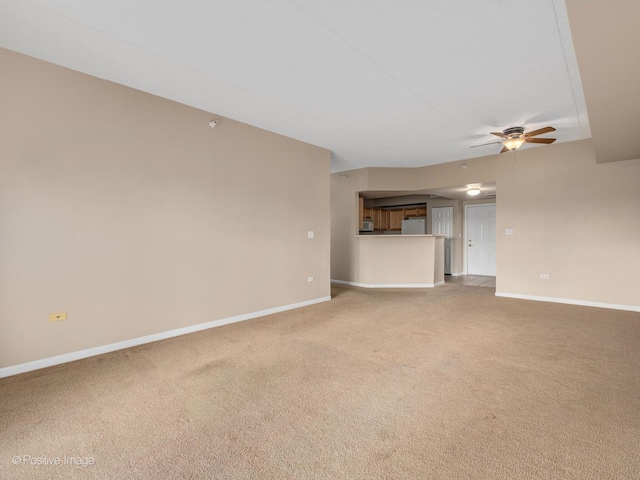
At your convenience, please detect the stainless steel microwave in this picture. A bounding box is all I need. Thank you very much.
[361,219,374,231]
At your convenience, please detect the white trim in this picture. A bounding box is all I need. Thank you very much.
[450,272,464,277]
[0,296,332,379]
[495,292,640,312]
[332,279,442,288]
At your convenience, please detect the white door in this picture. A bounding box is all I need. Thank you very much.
[466,205,496,276]
[432,207,453,274]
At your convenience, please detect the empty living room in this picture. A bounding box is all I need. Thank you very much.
[1,1,639,479]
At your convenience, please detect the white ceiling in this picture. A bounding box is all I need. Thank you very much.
[0,0,590,172]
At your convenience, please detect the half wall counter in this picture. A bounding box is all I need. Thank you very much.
[334,235,445,288]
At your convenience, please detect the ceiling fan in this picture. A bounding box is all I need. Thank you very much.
[471,126,556,153]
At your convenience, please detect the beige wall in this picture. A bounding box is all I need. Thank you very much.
[496,141,639,305]
[0,48,331,368]
[331,140,640,308]
[566,0,640,164]
[355,236,442,286]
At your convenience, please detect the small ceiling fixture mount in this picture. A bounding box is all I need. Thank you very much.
[209,120,219,128]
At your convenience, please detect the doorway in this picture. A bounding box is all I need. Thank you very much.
[432,206,453,274]
[465,204,496,276]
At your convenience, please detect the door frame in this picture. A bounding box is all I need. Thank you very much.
[464,203,496,276]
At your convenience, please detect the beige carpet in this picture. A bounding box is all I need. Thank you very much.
[1,284,639,479]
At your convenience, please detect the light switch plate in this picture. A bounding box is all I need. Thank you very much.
[307,231,314,238]
[505,229,514,236]
[49,312,67,322]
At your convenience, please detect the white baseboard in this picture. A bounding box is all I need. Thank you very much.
[0,296,332,379]
[331,279,442,288]
[495,292,640,312]
[450,272,464,277]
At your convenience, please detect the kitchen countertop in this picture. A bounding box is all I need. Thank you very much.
[356,234,445,238]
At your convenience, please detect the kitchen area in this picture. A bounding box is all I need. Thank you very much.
[332,183,496,289]
[351,195,445,288]
[358,197,428,235]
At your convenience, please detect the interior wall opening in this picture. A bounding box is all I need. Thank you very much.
[357,183,497,283]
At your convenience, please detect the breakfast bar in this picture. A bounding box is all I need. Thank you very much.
[342,234,445,288]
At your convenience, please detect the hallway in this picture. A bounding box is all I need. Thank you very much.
[445,274,496,288]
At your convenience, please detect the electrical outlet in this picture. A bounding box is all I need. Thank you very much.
[307,231,314,239]
[540,274,550,280]
[307,277,314,282]
[49,312,67,322]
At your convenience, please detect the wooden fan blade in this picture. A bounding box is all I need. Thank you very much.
[524,126,556,137]
[490,132,507,138]
[470,141,503,148]
[500,146,510,153]
[525,137,556,144]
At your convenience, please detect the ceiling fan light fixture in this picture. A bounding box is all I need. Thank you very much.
[473,126,556,153]
[503,138,525,151]
[467,188,481,196]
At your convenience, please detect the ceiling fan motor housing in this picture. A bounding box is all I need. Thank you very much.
[503,126,525,138]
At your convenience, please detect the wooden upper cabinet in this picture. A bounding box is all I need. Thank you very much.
[389,210,403,230]
[369,209,392,231]
[381,210,390,231]
[401,206,427,219]
[403,207,419,218]
[359,201,426,232]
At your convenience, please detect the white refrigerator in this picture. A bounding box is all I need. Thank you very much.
[401,218,427,234]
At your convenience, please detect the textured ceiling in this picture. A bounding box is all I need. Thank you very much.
[0,0,590,172]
